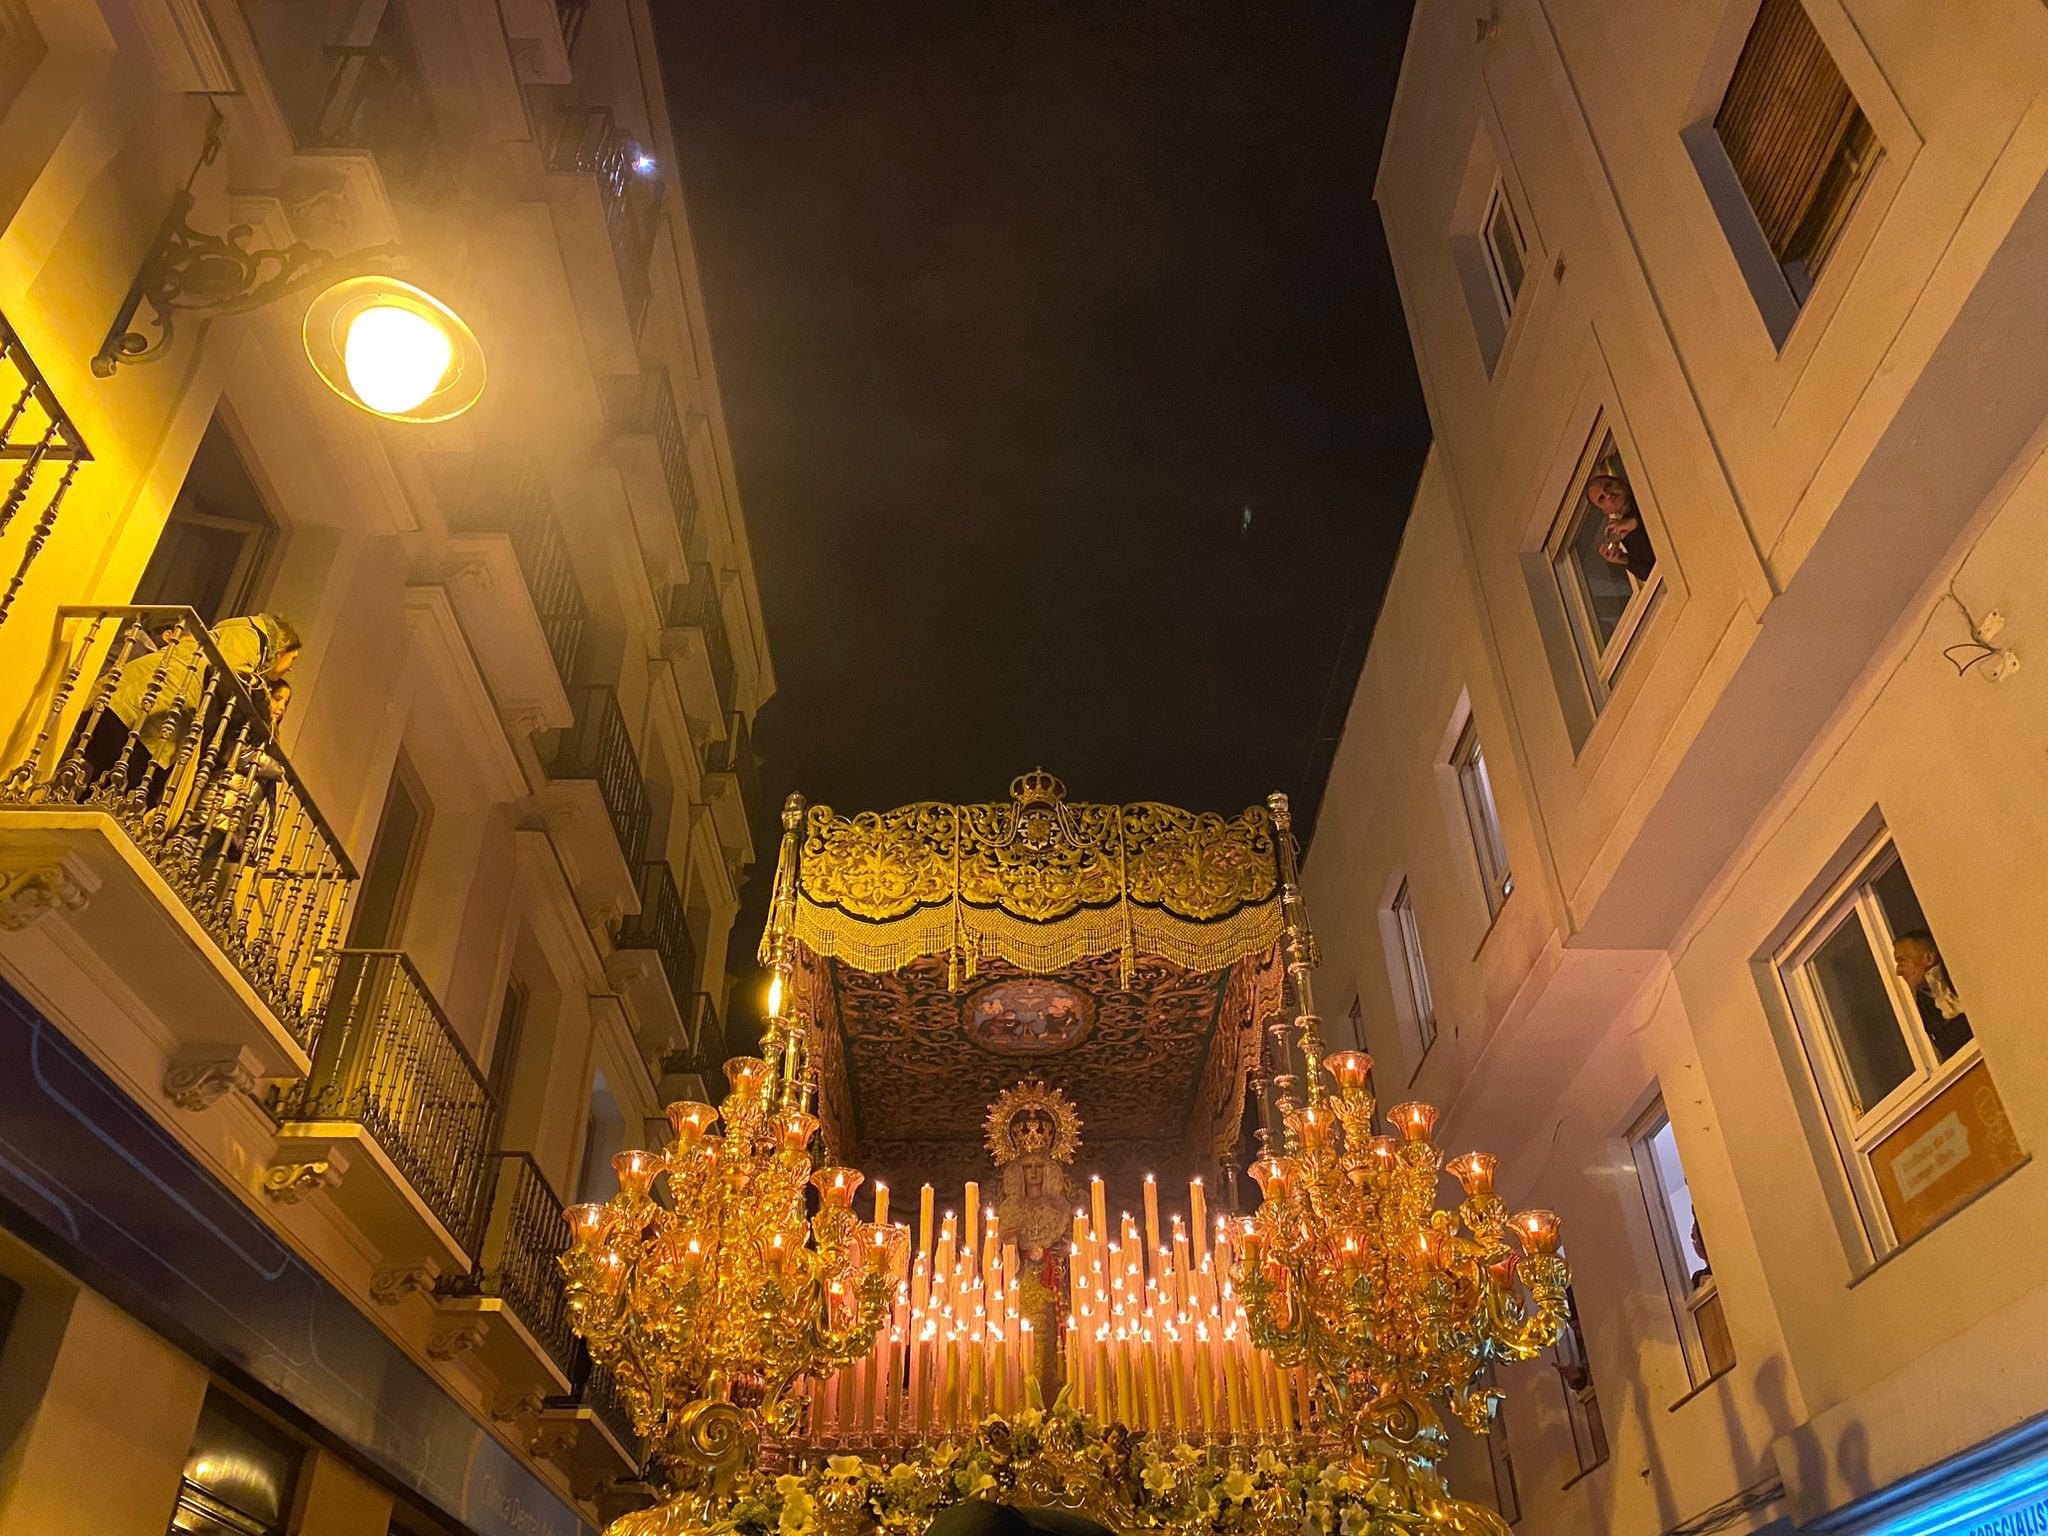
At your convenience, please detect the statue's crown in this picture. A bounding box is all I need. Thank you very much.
[1009,768,1066,807]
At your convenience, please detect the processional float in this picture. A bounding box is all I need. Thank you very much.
[559,774,1570,1536]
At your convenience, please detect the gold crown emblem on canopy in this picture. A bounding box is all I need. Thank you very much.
[985,1079,1082,1165]
[1008,768,1067,807]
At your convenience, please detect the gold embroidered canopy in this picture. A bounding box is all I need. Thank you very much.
[754,773,1294,1216]
[762,769,1284,984]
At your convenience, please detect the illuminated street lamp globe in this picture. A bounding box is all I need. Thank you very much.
[302,276,485,423]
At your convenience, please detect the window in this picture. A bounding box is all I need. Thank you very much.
[1630,1103,1734,1387]
[1715,0,1881,304]
[1777,838,2021,1250]
[348,759,430,949]
[1345,995,1366,1051]
[170,1389,299,1536]
[1484,1369,1522,1524]
[134,418,277,623]
[1453,720,1513,917]
[1552,1288,1609,1476]
[1482,180,1529,323]
[1549,429,1661,705]
[486,975,529,1108]
[1388,878,1437,1053]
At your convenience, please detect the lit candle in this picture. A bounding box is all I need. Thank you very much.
[919,1183,935,1257]
[1446,1151,1498,1199]
[1090,1174,1108,1248]
[1188,1177,1207,1269]
[1324,1049,1373,1098]
[963,1182,980,1280]
[1143,1174,1162,1273]
[564,1203,606,1248]
[1388,1100,1439,1143]
[874,1181,889,1227]
[1513,1208,1562,1256]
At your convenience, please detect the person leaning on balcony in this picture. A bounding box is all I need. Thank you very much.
[1893,929,1973,1062]
[74,612,302,801]
[199,676,292,866]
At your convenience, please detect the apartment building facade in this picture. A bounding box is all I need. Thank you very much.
[1304,2,2048,1534]
[0,1,768,1532]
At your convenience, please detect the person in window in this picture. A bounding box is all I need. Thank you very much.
[1688,1217,1712,1290]
[1586,473,1656,582]
[74,612,301,803]
[1893,929,1972,1060]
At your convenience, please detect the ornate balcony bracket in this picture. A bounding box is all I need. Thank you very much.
[369,1260,443,1307]
[264,1148,349,1204]
[0,855,95,931]
[93,108,402,375]
[162,1043,261,1113]
[494,1386,547,1424]
[428,1320,488,1361]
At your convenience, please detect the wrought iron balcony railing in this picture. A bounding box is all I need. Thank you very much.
[454,457,590,692]
[456,1151,576,1377]
[660,992,725,1079]
[664,562,734,717]
[273,950,498,1245]
[545,105,656,330]
[1,606,356,1040]
[604,368,698,547]
[705,710,759,833]
[555,0,590,54]
[617,860,697,1013]
[551,685,651,867]
[308,34,442,195]
[552,1343,636,1453]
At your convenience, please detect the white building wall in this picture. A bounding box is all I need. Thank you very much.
[1307,2,2048,1531]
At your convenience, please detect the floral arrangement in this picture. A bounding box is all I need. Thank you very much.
[696,1396,1508,1536]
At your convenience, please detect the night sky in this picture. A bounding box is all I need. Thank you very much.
[655,3,1429,1002]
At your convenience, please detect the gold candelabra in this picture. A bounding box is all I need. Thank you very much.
[1236,796,1570,1531]
[561,797,906,1535]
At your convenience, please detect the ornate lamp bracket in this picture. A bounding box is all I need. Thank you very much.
[93,107,402,376]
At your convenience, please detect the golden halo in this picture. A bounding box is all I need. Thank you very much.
[984,1079,1083,1166]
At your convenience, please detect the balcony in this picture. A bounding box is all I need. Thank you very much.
[271,951,497,1272]
[655,993,725,1097]
[544,105,657,346]
[0,607,356,1082]
[611,860,696,1056]
[703,711,758,864]
[232,0,448,207]
[541,686,650,918]
[540,1346,638,1481]
[500,0,584,85]
[446,456,589,732]
[604,369,699,584]
[435,1152,576,1395]
[659,563,734,735]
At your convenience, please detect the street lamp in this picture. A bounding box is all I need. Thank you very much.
[92,108,485,424]
[301,277,485,424]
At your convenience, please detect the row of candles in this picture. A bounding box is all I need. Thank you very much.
[800,1174,1312,1444]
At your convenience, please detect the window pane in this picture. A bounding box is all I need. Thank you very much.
[1646,1119,1709,1289]
[1807,914,1915,1114]
[1487,194,1525,306]
[1559,443,1656,660]
[1871,860,1973,1063]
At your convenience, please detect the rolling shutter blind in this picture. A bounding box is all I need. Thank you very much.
[1714,0,1861,259]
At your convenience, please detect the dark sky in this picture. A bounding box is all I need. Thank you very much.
[655,3,1429,990]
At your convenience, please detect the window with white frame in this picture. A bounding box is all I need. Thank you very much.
[1453,719,1513,917]
[1482,180,1529,324]
[1549,428,1661,706]
[1629,1102,1734,1388]
[1776,836,2021,1251]
[1714,0,1881,305]
[1552,1287,1609,1477]
[1388,877,1437,1054]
